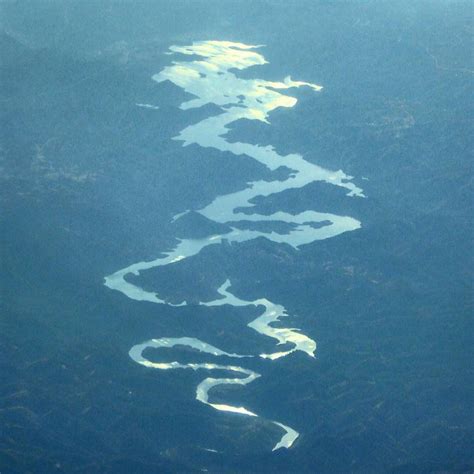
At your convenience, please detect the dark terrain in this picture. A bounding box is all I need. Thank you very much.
[1,2,473,473]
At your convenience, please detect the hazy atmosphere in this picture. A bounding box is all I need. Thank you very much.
[1,1,473,473]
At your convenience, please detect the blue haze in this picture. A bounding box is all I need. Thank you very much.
[1,1,473,473]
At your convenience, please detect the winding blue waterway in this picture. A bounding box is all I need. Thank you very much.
[104,41,365,451]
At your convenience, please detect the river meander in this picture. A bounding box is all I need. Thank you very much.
[105,40,364,451]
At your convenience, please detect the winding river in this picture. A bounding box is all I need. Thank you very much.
[104,40,364,451]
